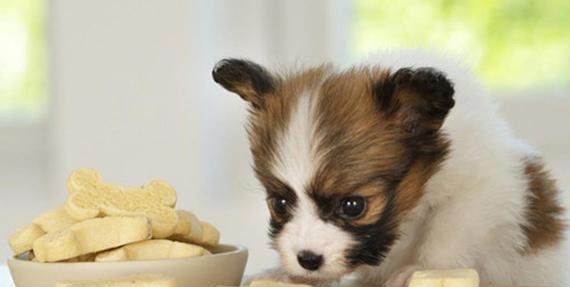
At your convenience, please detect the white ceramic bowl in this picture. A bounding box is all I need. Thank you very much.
[8,244,248,287]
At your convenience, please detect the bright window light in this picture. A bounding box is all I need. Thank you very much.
[0,0,46,122]
[352,0,570,91]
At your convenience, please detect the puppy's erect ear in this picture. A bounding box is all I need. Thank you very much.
[212,59,276,109]
[374,67,455,134]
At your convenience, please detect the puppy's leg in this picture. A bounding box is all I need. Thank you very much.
[389,193,509,285]
[382,196,491,286]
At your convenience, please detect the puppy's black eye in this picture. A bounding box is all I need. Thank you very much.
[339,196,367,219]
[272,197,289,216]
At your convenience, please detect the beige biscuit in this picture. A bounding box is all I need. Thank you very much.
[33,216,151,262]
[249,281,312,287]
[93,247,127,262]
[408,269,479,287]
[33,206,78,234]
[65,168,178,238]
[197,221,220,247]
[169,220,220,247]
[95,239,209,262]
[170,210,203,242]
[54,274,177,287]
[172,210,192,237]
[168,210,219,247]
[8,224,45,255]
[63,253,96,262]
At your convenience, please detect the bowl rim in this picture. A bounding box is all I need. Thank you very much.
[7,243,248,266]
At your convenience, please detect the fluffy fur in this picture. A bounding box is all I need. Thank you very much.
[212,50,567,287]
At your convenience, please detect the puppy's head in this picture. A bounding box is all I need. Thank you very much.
[213,59,455,279]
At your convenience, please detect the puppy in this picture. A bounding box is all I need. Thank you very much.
[212,51,567,287]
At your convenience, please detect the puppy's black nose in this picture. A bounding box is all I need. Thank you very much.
[297,250,323,271]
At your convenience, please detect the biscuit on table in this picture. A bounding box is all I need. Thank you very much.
[408,269,479,287]
[249,281,313,287]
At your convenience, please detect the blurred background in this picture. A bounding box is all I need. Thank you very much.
[1,0,569,282]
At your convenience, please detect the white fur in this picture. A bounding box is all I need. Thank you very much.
[272,92,322,193]
[271,90,355,279]
[352,50,568,286]
[276,193,356,279]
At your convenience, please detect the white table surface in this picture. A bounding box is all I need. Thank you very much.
[0,263,529,287]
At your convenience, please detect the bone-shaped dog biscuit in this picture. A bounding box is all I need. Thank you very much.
[33,206,78,234]
[172,210,192,236]
[168,210,220,247]
[63,253,96,262]
[168,209,220,247]
[408,269,479,287]
[170,210,203,242]
[169,220,219,247]
[198,221,220,247]
[33,216,151,262]
[94,239,209,262]
[10,207,78,255]
[54,274,177,287]
[8,224,45,255]
[249,281,312,287]
[65,169,178,238]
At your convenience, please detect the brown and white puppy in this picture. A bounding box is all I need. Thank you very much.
[212,51,567,287]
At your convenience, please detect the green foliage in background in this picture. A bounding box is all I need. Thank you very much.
[353,0,570,90]
[0,0,45,121]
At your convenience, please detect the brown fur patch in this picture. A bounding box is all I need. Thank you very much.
[521,157,566,253]
[249,65,452,227]
[247,65,333,192]
[311,67,411,192]
[391,153,449,218]
[307,67,451,223]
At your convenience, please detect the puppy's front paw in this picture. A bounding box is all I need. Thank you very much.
[384,265,422,287]
[241,268,294,286]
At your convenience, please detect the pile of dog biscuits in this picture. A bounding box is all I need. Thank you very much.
[8,168,219,263]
